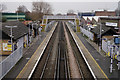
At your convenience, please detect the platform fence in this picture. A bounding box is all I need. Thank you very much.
[80,27,94,41]
[0,46,23,79]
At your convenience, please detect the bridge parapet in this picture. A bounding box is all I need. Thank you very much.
[43,15,77,20]
[42,15,80,32]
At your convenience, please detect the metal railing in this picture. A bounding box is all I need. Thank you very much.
[0,46,23,79]
[80,27,94,41]
[45,21,56,32]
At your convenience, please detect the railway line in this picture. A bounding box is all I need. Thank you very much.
[29,21,95,80]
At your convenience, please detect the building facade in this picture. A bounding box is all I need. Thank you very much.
[95,10,116,16]
[2,13,25,21]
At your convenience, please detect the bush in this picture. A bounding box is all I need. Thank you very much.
[2,17,7,22]
[19,19,25,22]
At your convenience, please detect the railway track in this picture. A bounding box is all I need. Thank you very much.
[54,22,70,80]
[29,21,96,80]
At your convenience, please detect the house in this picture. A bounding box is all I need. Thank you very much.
[100,16,120,33]
[1,21,29,55]
[91,24,117,44]
[95,10,116,16]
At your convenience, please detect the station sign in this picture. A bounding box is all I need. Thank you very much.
[114,37,120,44]
[106,22,117,27]
[3,43,12,51]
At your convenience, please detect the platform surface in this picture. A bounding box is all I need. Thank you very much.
[66,22,109,79]
[16,23,58,79]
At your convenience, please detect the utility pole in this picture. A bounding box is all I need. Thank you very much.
[98,23,102,52]
[110,46,113,73]
[28,23,31,47]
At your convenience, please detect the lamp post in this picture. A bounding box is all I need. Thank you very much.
[5,26,17,52]
[97,23,102,52]
[28,23,31,47]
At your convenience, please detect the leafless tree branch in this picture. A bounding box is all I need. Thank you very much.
[0,4,7,12]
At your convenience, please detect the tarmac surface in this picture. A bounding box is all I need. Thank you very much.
[76,33,120,80]
[67,22,120,80]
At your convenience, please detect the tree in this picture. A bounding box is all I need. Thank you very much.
[67,9,75,14]
[0,4,7,12]
[31,1,52,20]
[2,17,7,22]
[42,2,52,14]
[16,5,29,13]
[16,5,32,21]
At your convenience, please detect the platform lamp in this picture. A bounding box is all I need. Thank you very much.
[5,26,17,52]
[97,22,102,52]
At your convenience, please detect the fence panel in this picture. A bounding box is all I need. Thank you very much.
[102,40,108,53]
[80,27,94,41]
[0,46,23,79]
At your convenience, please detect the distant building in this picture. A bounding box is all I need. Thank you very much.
[91,25,117,44]
[67,13,77,16]
[100,16,120,33]
[2,13,26,21]
[95,10,116,16]
[78,12,95,17]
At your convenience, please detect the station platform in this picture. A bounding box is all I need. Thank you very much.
[67,22,120,80]
[16,22,58,79]
[66,22,109,79]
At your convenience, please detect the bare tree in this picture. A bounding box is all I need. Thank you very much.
[16,5,29,13]
[43,2,52,14]
[32,1,52,20]
[32,1,44,13]
[67,9,75,14]
[0,4,7,12]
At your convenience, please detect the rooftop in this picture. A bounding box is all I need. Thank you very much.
[2,21,29,40]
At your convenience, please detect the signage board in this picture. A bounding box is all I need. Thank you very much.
[114,37,120,44]
[3,43,12,51]
[106,22,117,27]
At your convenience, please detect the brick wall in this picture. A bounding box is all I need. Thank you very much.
[95,11,116,16]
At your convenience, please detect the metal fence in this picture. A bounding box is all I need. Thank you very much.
[102,40,108,53]
[45,21,56,32]
[0,46,23,79]
[80,27,94,41]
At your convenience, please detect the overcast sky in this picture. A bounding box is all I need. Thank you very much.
[0,0,120,14]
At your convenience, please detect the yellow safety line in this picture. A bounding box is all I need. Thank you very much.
[73,29,109,80]
[16,24,56,79]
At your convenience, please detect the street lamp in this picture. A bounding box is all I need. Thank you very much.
[97,23,102,52]
[28,23,31,47]
[5,26,17,52]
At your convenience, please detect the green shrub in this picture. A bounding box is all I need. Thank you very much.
[2,17,7,22]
